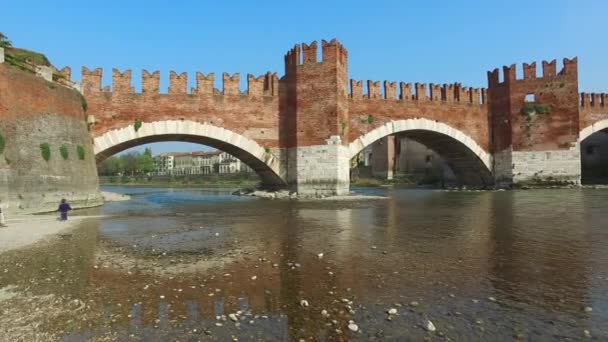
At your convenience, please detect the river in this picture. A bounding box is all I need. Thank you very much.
[0,186,607,341]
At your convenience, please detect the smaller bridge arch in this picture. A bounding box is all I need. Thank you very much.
[348,118,493,186]
[93,120,285,187]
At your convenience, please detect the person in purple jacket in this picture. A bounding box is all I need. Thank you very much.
[58,199,72,221]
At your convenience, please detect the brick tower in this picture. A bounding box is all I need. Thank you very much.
[282,39,350,195]
[487,58,581,186]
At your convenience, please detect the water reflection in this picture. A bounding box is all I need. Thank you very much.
[0,187,606,340]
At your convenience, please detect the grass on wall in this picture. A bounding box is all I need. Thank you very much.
[77,145,85,160]
[40,143,51,161]
[0,132,5,154]
[59,144,69,160]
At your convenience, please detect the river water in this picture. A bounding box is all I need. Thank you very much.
[0,186,607,341]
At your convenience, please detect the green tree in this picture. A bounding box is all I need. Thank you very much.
[138,148,154,174]
[0,33,12,49]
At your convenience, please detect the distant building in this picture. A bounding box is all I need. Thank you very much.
[153,150,253,175]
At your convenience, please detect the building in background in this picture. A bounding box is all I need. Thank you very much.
[153,150,253,175]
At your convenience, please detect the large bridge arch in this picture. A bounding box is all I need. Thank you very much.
[348,118,493,186]
[93,120,285,187]
[579,119,608,143]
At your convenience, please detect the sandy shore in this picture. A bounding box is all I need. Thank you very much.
[0,214,107,253]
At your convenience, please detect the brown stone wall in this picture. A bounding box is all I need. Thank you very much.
[0,64,101,214]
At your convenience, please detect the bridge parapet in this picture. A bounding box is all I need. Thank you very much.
[78,67,280,98]
[349,79,486,105]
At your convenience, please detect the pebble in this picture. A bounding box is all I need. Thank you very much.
[300,300,309,308]
[410,301,419,307]
[321,309,329,318]
[424,320,436,332]
[584,306,593,312]
[229,314,238,322]
[317,253,324,258]
[348,323,359,332]
[488,296,497,302]
[387,308,398,315]
[251,275,257,280]
[584,329,591,338]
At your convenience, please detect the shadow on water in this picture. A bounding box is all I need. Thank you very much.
[0,186,607,340]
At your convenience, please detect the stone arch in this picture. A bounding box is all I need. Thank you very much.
[93,120,285,187]
[579,119,608,143]
[348,118,493,186]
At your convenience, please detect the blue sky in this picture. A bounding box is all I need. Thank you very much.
[4,0,607,155]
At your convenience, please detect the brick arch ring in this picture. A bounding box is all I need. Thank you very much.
[579,119,608,143]
[93,120,285,187]
[347,118,494,185]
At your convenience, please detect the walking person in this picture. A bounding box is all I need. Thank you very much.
[0,206,7,227]
[58,199,72,221]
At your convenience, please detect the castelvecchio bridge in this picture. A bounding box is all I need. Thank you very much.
[58,39,608,195]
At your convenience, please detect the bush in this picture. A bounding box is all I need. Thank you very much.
[59,144,69,160]
[0,132,5,154]
[76,145,85,160]
[134,119,142,132]
[40,143,51,161]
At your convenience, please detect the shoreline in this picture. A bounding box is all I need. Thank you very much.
[0,214,107,254]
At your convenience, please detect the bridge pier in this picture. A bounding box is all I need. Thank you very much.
[288,136,350,196]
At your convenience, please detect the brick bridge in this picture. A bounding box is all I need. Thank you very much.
[62,39,607,195]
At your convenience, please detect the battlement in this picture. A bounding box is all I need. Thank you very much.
[284,39,348,69]
[487,57,578,87]
[349,79,485,105]
[580,93,607,108]
[78,68,279,97]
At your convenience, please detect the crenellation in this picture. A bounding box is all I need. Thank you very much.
[142,70,160,94]
[415,83,428,101]
[194,72,215,95]
[247,74,265,97]
[542,59,557,78]
[266,72,279,96]
[112,68,134,94]
[350,80,363,98]
[81,67,102,94]
[367,80,381,99]
[503,64,516,84]
[58,66,72,81]
[384,81,397,100]
[169,71,187,94]
[430,83,441,101]
[399,82,412,100]
[301,41,318,65]
[442,84,455,102]
[321,39,347,65]
[560,57,578,76]
[523,62,536,80]
[471,88,482,105]
[487,68,500,87]
[581,93,591,107]
[222,72,240,95]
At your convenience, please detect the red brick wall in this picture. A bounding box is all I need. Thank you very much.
[0,64,85,121]
[348,83,490,151]
[579,93,608,132]
[84,69,280,149]
[488,59,580,151]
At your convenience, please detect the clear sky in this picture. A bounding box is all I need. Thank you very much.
[3,0,607,155]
